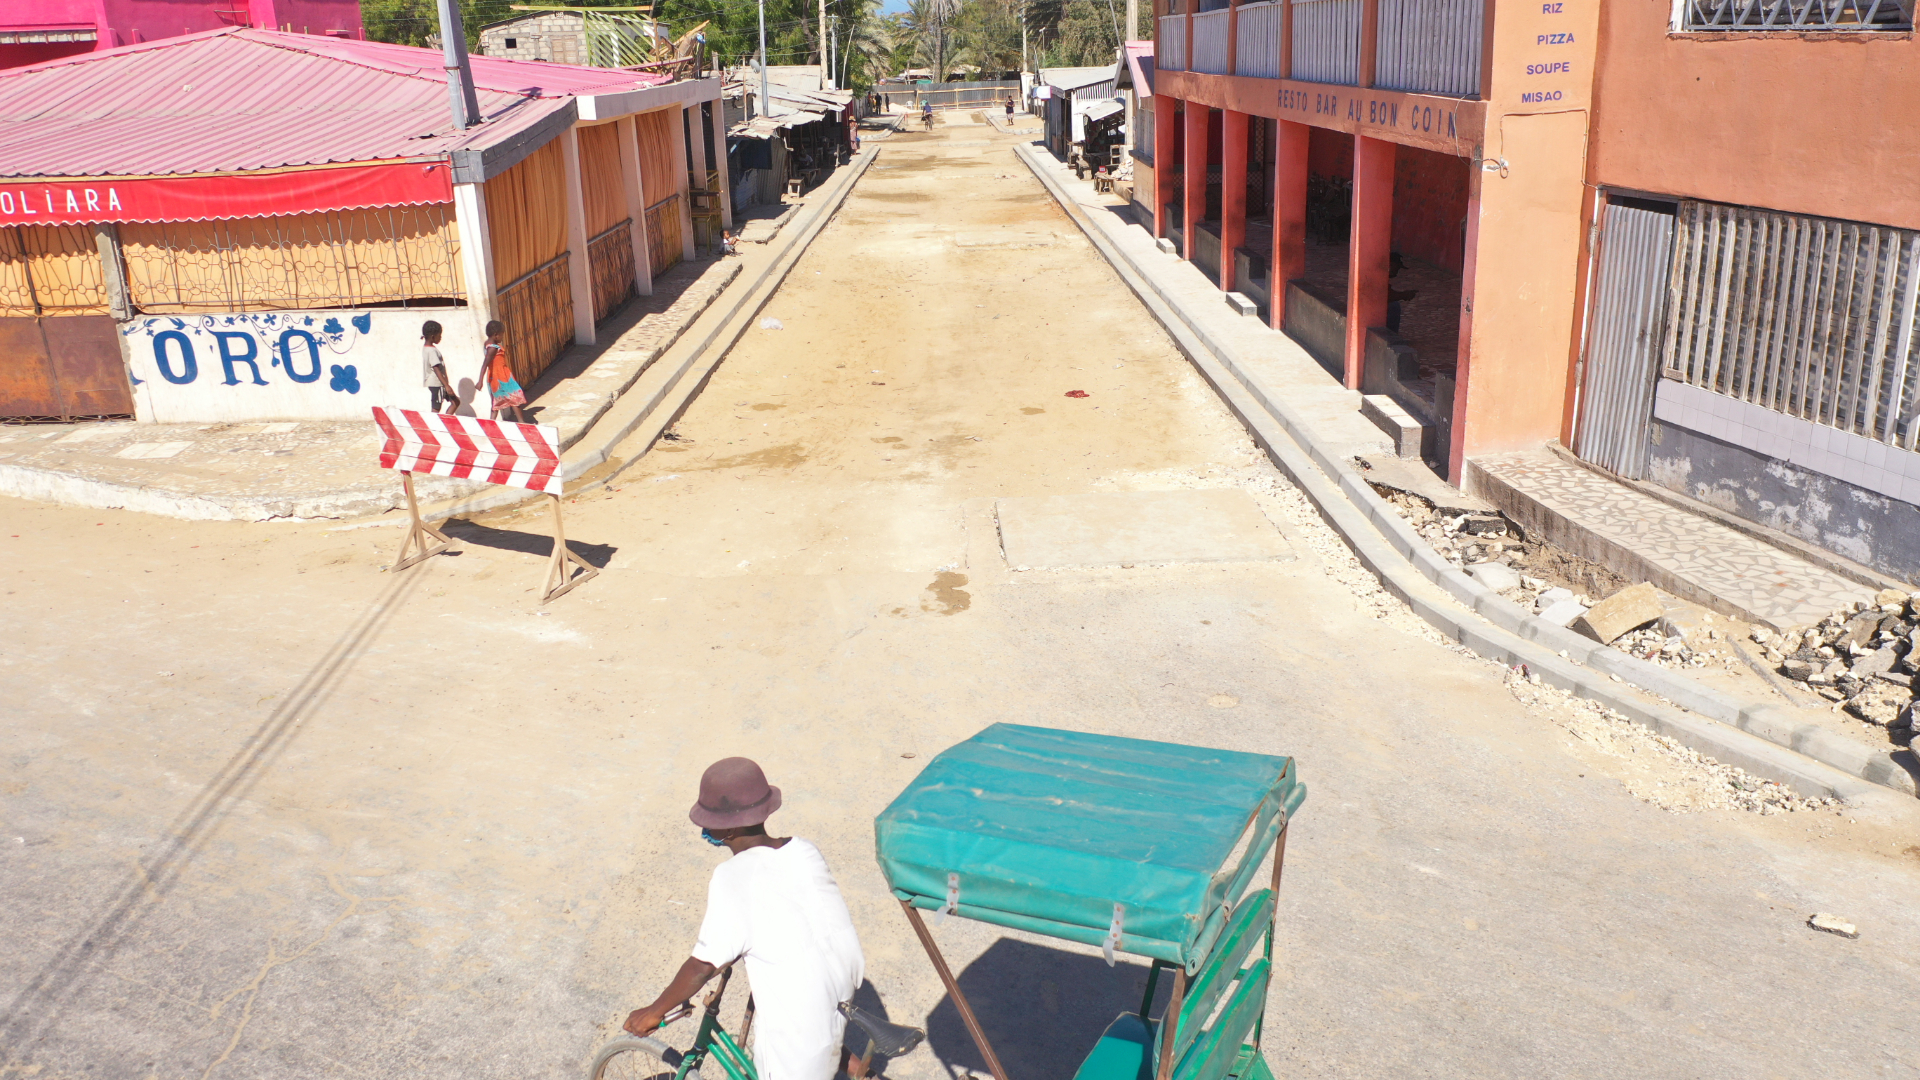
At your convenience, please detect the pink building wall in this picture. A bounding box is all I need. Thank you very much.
[0,0,359,69]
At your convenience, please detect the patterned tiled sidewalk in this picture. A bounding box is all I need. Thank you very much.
[0,258,738,520]
[1473,450,1875,629]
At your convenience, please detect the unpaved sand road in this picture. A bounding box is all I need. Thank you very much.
[5,116,1920,1080]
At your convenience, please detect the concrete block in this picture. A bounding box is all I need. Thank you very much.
[1538,599,1588,627]
[1360,394,1426,459]
[1155,237,1177,255]
[1573,581,1666,644]
[1224,292,1259,318]
[1535,587,1574,612]
[1466,560,1522,593]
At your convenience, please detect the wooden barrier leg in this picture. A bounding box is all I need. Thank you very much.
[901,901,1011,1080]
[388,471,453,572]
[540,492,600,603]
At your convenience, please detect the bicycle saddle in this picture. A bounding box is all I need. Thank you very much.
[839,1003,925,1058]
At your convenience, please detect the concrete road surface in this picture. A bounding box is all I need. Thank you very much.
[4,115,1919,1080]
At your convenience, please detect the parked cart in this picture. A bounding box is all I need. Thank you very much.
[873,723,1305,1080]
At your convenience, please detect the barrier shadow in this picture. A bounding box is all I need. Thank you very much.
[440,517,616,568]
[923,937,1158,1080]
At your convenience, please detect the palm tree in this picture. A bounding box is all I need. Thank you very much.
[841,0,896,87]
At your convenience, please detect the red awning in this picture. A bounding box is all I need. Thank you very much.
[0,160,455,225]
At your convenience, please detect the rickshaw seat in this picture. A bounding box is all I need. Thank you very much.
[1159,889,1276,1069]
[1071,1013,1157,1080]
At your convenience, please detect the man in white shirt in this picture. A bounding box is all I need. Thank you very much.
[625,758,866,1080]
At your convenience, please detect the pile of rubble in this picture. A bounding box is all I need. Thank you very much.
[1755,589,1917,732]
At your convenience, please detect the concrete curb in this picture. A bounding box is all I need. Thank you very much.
[414,146,882,523]
[1015,141,1906,802]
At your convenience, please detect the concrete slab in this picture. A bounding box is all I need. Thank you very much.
[996,488,1290,568]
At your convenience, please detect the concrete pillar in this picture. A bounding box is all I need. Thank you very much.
[92,223,130,321]
[559,124,596,345]
[1183,101,1207,262]
[708,99,733,230]
[1344,134,1393,391]
[1270,118,1308,331]
[689,100,712,187]
[672,103,696,261]
[453,181,497,329]
[1220,109,1247,293]
[1153,94,1177,238]
[617,115,654,298]
[1449,110,1590,478]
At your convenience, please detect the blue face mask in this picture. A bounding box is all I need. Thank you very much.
[701,828,729,847]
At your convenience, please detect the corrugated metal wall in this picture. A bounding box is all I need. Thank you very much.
[1374,0,1482,97]
[1192,9,1231,73]
[1158,15,1189,70]
[1664,200,1920,451]
[1576,201,1675,478]
[1290,0,1361,85]
[1235,1,1284,77]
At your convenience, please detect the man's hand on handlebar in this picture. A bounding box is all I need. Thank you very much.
[624,1003,685,1037]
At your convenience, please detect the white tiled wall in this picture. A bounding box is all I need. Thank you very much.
[1651,379,1920,506]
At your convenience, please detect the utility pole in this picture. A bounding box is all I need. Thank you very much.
[757,0,770,119]
[1125,0,1138,43]
[820,0,829,88]
[436,0,481,129]
[1020,0,1028,74]
[828,15,838,90]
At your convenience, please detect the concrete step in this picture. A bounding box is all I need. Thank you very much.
[1466,449,1877,631]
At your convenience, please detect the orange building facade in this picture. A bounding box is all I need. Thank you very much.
[1139,0,1920,577]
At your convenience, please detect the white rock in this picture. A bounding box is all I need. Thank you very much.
[1466,561,1523,593]
[1538,599,1589,627]
[1808,913,1859,939]
[1535,587,1574,613]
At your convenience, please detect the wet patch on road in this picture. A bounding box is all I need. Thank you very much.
[920,571,971,615]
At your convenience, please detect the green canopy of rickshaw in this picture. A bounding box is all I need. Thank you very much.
[874,723,1305,973]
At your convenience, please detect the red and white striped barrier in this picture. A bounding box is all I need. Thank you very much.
[371,407,563,496]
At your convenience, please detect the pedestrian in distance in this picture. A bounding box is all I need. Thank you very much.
[1004,94,1014,117]
[481,319,529,425]
[624,757,866,1080]
[421,320,456,414]
[720,229,739,257]
[922,99,934,130]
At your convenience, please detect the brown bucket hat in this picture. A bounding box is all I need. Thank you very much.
[689,757,783,829]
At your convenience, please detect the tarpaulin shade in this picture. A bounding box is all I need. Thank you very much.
[874,724,1304,972]
[0,162,453,226]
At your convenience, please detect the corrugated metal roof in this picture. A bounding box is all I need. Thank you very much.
[0,27,671,180]
[1040,66,1115,91]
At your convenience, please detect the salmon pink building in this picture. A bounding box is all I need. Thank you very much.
[1133,0,1920,577]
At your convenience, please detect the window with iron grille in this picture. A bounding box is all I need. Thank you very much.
[1674,0,1912,31]
[1662,200,1920,451]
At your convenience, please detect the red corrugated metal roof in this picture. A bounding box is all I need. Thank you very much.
[0,27,671,180]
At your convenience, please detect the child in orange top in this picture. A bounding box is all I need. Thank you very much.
[482,319,529,424]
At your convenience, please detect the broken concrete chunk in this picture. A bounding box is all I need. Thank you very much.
[1808,913,1859,939]
[1535,587,1574,613]
[1537,599,1589,628]
[1573,582,1665,645]
[1851,646,1899,680]
[1466,560,1522,593]
[1842,614,1881,649]
[1781,659,1814,680]
[1875,587,1910,609]
[1845,683,1913,726]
